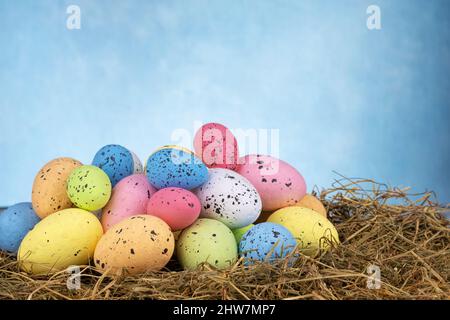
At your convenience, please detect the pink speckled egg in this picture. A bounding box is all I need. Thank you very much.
[237,155,307,211]
[193,123,239,170]
[146,187,201,231]
[101,174,156,231]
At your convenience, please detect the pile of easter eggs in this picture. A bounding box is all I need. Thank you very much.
[0,123,339,275]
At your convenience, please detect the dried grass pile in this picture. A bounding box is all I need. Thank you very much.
[0,177,448,300]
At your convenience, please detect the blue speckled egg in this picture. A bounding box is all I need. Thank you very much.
[239,222,297,265]
[0,202,40,254]
[146,146,209,190]
[92,144,143,187]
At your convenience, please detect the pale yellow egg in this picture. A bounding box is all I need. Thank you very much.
[18,208,103,274]
[267,206,339,257]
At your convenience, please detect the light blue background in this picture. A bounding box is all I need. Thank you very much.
[0,0,449,206]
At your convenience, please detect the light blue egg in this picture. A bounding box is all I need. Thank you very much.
[92,144,142,187]
[239,222,297,265]
[0,202,40,254]
[146,146,209,190]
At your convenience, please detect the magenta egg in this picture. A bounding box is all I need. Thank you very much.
[146,188,201,231]
[237,155,307,211]
[101,174,156,231]
[193,122,239,170]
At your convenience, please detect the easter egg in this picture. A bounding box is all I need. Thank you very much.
[267,207,339,257]
[146,146,209,190]
[296,194,327,217]
[101,174,156,231]
[232,224,254,244]
[237,155,307,211]
[0,203,40,254]
[17,208,103,274]
[94,215,174,275]
[193,122,239,170]
[239,222,297,264]
[67,165,112,211]
[92,144,143,187]
[31,157,82,218]
[177,218,237,270]
[194,168,262,229]
[146,187,201,231]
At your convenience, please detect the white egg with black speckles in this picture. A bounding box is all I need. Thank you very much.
[194,169,262,229]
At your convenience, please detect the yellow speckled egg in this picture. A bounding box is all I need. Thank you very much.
[295,194,327,217]
[17,208,103,274]
[94,215,174,275]
[31,157,82,218]
[267,207,339,257]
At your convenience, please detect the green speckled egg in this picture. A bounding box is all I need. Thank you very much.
[176,218,237,270]
[67,165,112,211]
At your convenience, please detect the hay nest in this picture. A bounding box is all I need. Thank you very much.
[1,177,449,300]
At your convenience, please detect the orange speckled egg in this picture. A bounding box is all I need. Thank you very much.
[94,215,174,275]
[296,194,327,217]
[31,157,82,218]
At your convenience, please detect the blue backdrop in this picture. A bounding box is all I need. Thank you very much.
[0,0,449,206]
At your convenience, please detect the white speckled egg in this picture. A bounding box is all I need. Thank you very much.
[194,168,262,229]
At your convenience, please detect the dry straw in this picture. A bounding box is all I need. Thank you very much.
[1,176,449,300]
